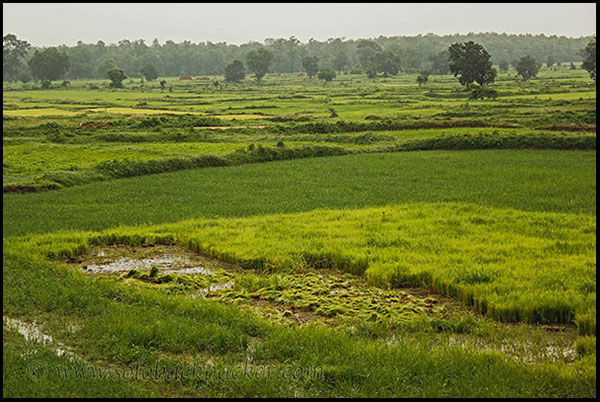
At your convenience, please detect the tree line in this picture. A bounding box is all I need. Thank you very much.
[3,32,594,83]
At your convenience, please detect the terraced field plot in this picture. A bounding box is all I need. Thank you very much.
[3,67,596,397]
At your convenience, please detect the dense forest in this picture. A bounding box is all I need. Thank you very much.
[3,32,594,81]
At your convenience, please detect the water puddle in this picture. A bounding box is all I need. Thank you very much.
[76,245,236,276]
[3,316,75,359]
[446,335,576,364]
[192,281,235,298]
[382,332,577,365]
[84,256,215,275]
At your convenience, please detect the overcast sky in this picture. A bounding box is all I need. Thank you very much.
[3,3,596,47]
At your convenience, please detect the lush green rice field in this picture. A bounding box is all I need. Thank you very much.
[3,67,596,397]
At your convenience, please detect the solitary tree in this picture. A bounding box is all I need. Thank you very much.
[245,48,273,83]
[224,60,245,83]
[28,47,70,82]
[3,34,31,82]
[581,36,596,82]
[546,55,555,68]
[140,63,159,81]
[516,56,541,80]
[416,73,429,87]
[317,68,336,86]
[498,60,510,73]
[106,68,127,88]
[302,56,319,78]
[448,41,496,87]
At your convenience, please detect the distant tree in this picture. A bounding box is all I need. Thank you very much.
[356,40,383,71]
[370,50,401,78]
[97,59,116,77]
[106,68,127,88]
[159,80,167,90]
[498,60,510,72]
[516,56,541,80]
[19,70,32,84]
[28,47,70,82]
[546,55,555,68]
[317,68,336,86]
[285,36,301,72]
[581,36,596,82]
[429,50,450,75]
[301,56,319,78]
[40,79,51,89]
[416,73,429,87]
[3,34,31,82]
[245,48,274,83]
[140,63,159,81]
[329,38,349,72]
[224,60,245,83]
[570,62,576,70]
[448,41,496,87]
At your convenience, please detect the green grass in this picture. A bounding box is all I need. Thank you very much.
[3,68,596,397]
[4,69,595,191]
[4,130,593,191]
[2,242,596,397]
[4,150,595,237]
[13,200,593,329]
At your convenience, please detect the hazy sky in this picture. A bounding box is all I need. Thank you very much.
[3,3,596,47]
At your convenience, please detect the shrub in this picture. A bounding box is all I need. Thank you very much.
[469,84,498,100]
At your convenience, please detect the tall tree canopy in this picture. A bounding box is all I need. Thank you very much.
[302,56,319,78]
[224,60,245,83]
[140,63,159,81]
[3,34,31,81]
[581,36,596,82]
[245,48,274,83]
[448,41,496,87]
[516,56,541,80]
[3,33,593,81]
[370,50,401,77]
[27,47,70,81]
[356,40,383,71]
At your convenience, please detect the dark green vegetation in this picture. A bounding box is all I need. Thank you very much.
[516,56,542,81]
[27,47,70,82]
[448,41,496,87]
[3,59,596,397]
[581,36,596,82]
[2,33,593,81]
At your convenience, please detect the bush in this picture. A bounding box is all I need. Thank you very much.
[469,84,498,100]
